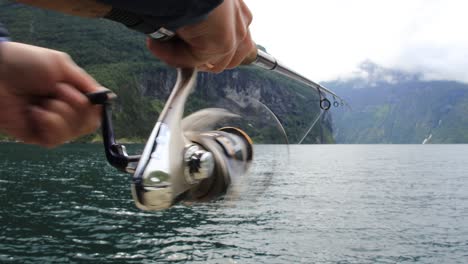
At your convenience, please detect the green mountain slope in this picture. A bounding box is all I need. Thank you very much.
[0,1,333,144]
[326,61,468,144]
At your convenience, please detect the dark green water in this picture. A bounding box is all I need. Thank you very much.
[1,143,468,263]
[0,143,283,263]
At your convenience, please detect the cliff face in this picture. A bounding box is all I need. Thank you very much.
[0,1,334,144]
[120,66,334,144]
[137,68,305,120]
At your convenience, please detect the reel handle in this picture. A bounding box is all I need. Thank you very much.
[86,90,140,173]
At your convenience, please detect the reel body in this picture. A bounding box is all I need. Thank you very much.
[89,68,252,211]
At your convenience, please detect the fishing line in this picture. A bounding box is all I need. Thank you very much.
[222,98,290,205]
[298,110,325,144]
[249,98,290,146]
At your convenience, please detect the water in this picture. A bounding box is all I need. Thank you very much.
[1,143,468,263]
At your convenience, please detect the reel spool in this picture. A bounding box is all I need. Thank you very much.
[183,126,253,203]
[192,97,290,205]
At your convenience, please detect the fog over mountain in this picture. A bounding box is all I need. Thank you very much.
[326,61,468,144]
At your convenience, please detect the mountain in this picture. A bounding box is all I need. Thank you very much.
[325,61,468,144]
[0,1,333,144]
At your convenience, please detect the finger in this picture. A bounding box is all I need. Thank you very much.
[45,87,101,136]
[226,31,256,69]
[41,98,79,132]
[28,105,70,148]
[203,31,255,72]
[54,83,102,134]
[147,38,205,68]
[30,94,97,148]
[53,83,89,108]
[239,0,253,26]
[56,53,101,93]
[202,51,236,73]
[54,82,102,113]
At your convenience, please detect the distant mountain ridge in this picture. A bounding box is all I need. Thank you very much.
[326,61,468,143]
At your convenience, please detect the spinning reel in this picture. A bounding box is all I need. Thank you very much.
[21,0,345,211]
[88,68,253,211]
[87,50,346,211]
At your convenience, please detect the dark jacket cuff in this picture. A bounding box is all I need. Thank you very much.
[0,23,10,41]
[98,0,223,34]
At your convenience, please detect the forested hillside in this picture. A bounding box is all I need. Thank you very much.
[328,61,468,144]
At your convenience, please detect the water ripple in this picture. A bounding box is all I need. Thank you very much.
[1,144,468,263]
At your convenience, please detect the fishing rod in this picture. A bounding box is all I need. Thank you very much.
[19,1,344,210]
[249,49,342,101]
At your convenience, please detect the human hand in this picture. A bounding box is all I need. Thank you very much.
[147,0,256,73]
[0,42,103,148]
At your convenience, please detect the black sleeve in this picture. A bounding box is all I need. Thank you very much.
[0,22,10,41]
[97,0,223,34]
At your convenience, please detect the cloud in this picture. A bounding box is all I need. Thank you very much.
[393,44,468,82]
[383,1,468,82]
[245,0,468,83]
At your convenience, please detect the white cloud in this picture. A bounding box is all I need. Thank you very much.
[245,0,468,83]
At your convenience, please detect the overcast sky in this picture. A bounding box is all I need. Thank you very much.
[244,0,468,83]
